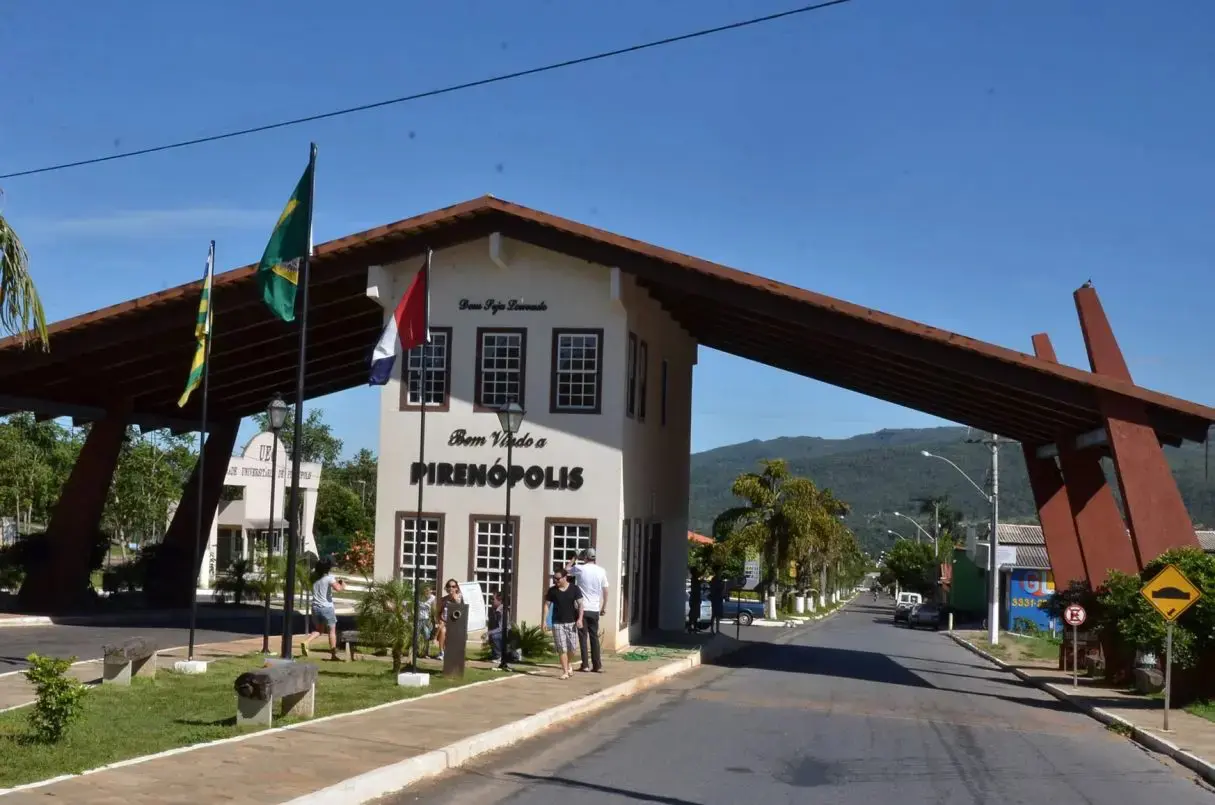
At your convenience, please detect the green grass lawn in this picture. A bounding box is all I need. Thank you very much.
[1184,700,1215,723]
[0,654,493,789]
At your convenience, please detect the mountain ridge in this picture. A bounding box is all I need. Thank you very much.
[688,426,1215,555]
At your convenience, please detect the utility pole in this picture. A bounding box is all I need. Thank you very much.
[965,432,1004,645]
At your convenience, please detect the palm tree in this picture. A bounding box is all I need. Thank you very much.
[0,209,48,349]
[712,460,824,601]
[355,578,416,674]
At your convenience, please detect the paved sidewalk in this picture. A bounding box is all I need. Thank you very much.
[0,637,732,804]
[0,637,267,711]
[949,630,1215,785]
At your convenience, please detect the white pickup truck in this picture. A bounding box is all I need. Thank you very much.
[893,592,922,625]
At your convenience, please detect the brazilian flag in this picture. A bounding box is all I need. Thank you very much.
[257,146,316,322]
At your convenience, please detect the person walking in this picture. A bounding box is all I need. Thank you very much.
[301,559,346,660]
[543,568,584,679]
[567,548,608,672]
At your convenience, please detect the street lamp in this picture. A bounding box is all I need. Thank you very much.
[887,529,908,542]
[891,511,936,546]
[920,444,1002,645]
[495,401,525,670]
[261,394,289,655]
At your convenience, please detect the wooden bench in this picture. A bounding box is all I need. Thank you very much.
[102,637,158,685]
[338,629,392,662]
[234,662,319,728]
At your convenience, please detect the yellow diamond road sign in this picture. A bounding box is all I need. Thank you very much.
[1140,564,1203,622]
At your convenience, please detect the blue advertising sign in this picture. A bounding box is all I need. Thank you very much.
[1007,569,1056,631]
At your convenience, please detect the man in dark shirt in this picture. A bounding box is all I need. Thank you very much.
[543,568,584,680]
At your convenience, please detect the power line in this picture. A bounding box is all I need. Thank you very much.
[1,0,854,180]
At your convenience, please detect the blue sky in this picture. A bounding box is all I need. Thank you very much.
[3,0,1213,458]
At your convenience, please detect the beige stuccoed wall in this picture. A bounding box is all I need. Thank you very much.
[369,236,695,650]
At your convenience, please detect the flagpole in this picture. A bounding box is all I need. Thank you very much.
[410,249,432,674]
[187,240,215,662]
[281,143,317,660]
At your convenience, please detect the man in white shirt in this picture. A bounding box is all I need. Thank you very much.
[567,548,609,673]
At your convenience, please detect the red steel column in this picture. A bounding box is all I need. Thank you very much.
[17,415,128,612]
[1031,333,1138,583]
[144,419,241,608]
[1075,284,1198,565]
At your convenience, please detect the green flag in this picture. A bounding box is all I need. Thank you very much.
[257,148,315,322]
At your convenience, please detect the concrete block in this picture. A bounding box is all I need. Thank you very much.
[397,672,430,688]
[174,660,208,675]
[103,660,132,686]
[281,685,316,720]
[1133,667,1165,695]
[133,654,157,679]
[237,695,273,728]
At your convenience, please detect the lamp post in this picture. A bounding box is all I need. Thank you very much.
[495,401,525,671]
[890,511,935,546]
[261,394,289,655]
[887,529,908,542]
[920,445,1002,645]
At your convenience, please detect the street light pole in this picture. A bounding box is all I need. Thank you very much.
[919,444,1003,645]
[261,394,289,655]
[986,435,1002,646]
[496,402,525,672]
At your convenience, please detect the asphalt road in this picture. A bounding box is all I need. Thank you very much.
[0,617,263,674]
[384,597,1214,805]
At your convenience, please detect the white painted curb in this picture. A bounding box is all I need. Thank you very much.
[947,632,1215,787]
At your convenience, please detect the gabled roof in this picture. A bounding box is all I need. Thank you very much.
[0,195,1212,442]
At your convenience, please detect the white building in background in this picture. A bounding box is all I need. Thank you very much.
[369,236,696,649]
[198,431,322,589]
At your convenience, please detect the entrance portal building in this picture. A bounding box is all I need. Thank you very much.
[369,237,696,649]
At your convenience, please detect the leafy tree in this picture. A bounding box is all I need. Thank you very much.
[0,209,49,349]
[882,539,937,595]
[327,448,377,514]
[103,428,195,550]
[252,406,343,465]
[314,479,371,543]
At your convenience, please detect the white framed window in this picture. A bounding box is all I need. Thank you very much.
[472,517,516,602]
[402,328,451,410]
[398,515,442,584]
[548,521,593,576]
[475,329,526,410]
[551,329,603,413]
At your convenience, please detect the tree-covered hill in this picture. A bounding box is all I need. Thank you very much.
[690,426,1215,556]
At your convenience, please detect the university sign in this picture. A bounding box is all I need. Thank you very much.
[410,461,584,491]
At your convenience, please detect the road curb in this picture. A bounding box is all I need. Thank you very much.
[947,632,1215,786]
[0,616,52,628]
[285,636,747,805]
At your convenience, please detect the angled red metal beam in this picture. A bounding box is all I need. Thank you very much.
[1032,332,1138,582]
[1075,284,1199,565]
[1022,334,1090,588]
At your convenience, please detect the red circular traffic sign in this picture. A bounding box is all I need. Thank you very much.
[1063,604,1087,627]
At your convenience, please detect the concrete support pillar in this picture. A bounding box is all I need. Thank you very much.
[145,419,240,608]
[1074,285,1198,565]
[18,416,127,612]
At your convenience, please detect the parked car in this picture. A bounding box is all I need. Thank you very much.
[684,586,764,627]
[893,591,922,625]
[908,602,941,630]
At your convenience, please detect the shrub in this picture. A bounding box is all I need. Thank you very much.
[355,578,416,673]
[511,622,553,659]
[24,653,88,743]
